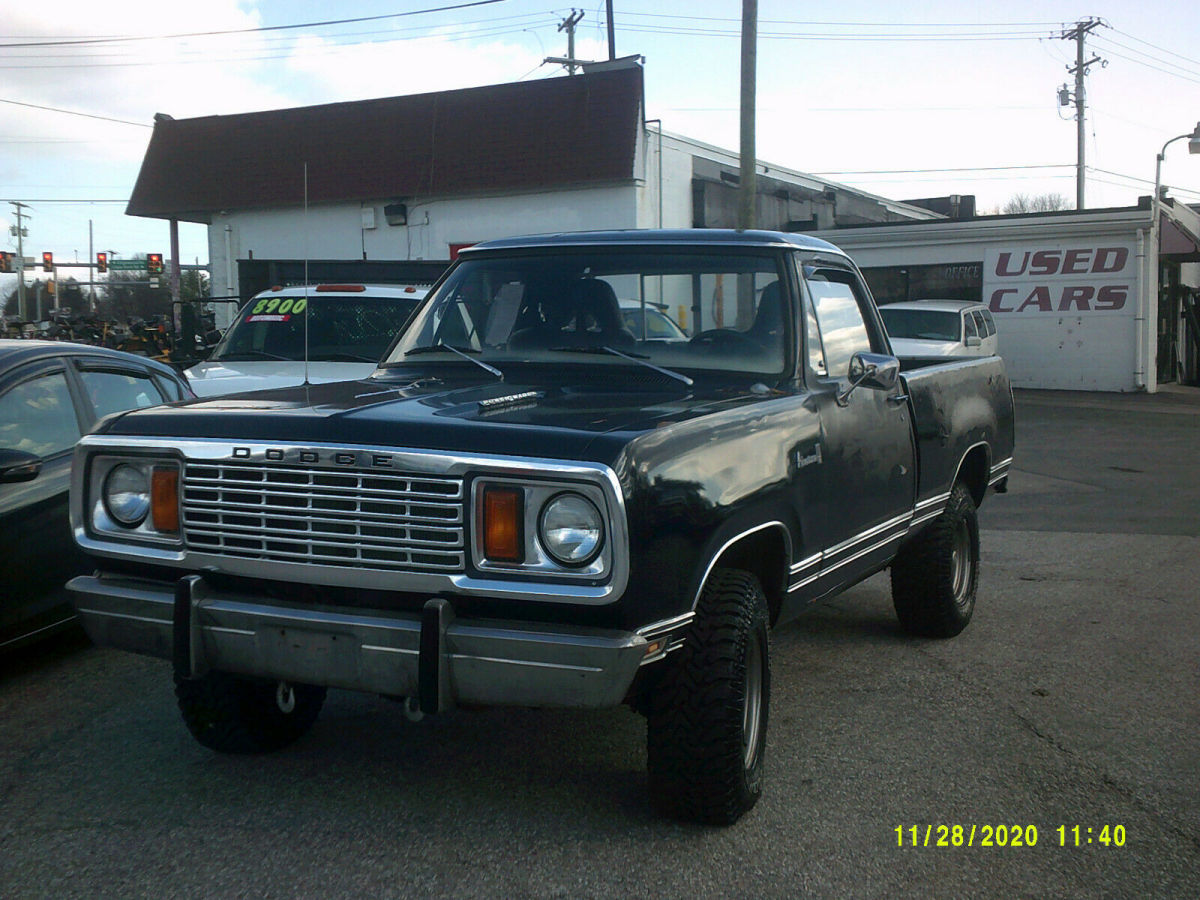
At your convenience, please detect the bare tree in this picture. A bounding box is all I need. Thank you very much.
[1001,193,1073,214]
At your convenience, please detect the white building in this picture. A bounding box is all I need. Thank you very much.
[813,201,1200,393]
[126,61,939,313]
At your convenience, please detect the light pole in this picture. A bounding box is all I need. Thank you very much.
[1149,122,1200,390]
[1151,122,1200,250]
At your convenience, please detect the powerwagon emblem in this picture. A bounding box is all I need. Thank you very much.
[795,444,823,469]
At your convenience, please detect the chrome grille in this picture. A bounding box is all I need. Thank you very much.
[182,462,464,573]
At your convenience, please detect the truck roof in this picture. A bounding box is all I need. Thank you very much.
[250,283,429,299]
[463,228,848,256]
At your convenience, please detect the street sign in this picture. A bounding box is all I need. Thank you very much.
[108,259,146,271]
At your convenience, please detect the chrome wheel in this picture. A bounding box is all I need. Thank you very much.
[743,631,764,768]
[275,681,296,714]
[950,519,971,607]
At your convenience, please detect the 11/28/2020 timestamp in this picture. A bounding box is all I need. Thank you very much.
[895,825,1127,848]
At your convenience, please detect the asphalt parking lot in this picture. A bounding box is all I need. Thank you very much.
[2,388,1198,898]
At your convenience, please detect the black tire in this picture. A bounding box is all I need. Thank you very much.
[891,481,980,638]
[175,671,326,753]
[647,568,770,825]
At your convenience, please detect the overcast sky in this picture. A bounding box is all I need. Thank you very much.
[3,0,1199,294]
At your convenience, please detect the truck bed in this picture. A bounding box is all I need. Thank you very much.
[900,355,1015,507]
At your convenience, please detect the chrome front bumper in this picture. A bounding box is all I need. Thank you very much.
[68,573,656,710]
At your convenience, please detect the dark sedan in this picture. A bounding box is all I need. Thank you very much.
[0,340,194,651]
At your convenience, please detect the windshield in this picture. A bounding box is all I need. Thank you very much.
[211,294,420,363]
[384,250,788,376]
[879,308,962,342]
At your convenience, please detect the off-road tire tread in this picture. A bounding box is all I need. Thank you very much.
[175,671,326,754]
[647,568,769,825]
[891,481,979,638]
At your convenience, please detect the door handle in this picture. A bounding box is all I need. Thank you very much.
[887,394,909,406]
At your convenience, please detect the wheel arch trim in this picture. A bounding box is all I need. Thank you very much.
[951,441,993,508]
[690,520,792,622]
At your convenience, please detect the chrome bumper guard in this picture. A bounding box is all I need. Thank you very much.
[68,573,653,711]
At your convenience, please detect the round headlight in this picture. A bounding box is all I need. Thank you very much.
[104,464,150,527]
[539,493,604,566]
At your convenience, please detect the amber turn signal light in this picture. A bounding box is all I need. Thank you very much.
[482,486,523,562]
[151,468,179,533]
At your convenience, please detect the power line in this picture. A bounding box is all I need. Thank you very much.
[1091,35,1200,78]
[0,0,507,49]
[1093,46,1200,85]
[0,98,150,127]
[666,105,1043,112]
[1109,26,1200,70]
[1,9,550,62]
[1088,166,1200,193]
[612,22,1048,40]
[810,164,1072,175]
[1095,35,1200,75]
[832,172,1077,184]
[1087,174,1200,201]
[0,17,554,70]
[614,12,1062,27]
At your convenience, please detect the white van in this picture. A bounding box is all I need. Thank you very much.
[186,283,427,397]
[878,300,999,358]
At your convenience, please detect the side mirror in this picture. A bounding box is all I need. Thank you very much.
[0,448,42,484]
[836,352,900,407]
[965,335,982,348]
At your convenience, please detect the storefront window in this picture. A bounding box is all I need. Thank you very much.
[863,262,983,305]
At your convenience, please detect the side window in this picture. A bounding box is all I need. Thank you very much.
[971,310,988,339]
[802,287,828,377]
[0,370,81,457]
[805,271,875,379]
[77,369,168,421]
[153,373,188,402]
[979,309,996,337]
[964,313,979,340]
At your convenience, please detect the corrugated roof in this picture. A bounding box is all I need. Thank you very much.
[126,67,644,224]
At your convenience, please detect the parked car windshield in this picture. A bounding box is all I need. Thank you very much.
[384,250,788,376]
[620,305,688,342]
[879,307,962,342]
[210,295,421,364]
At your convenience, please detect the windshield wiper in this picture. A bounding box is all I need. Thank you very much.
[308,352,377,362]
[401,342,503,380]
[548,345,693,387]
[211,350,292,361]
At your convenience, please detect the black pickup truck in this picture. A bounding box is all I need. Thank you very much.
[68,230,1014,825]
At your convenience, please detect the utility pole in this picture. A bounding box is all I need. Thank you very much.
[1058,18,1105,210]
[736,0,758,331]
[557,9,585,74]
[9,201,31,319]
[605,0,615,61]
[88,219,95,313]
[737,0,757,232]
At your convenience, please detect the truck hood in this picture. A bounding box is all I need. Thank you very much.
[185,360,377,398]
[100,369,768,464]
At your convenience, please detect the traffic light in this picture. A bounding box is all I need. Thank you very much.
[0,251,11,273]
[42,251,53,272]
[147,253,164,275]
[96,252,108,274]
